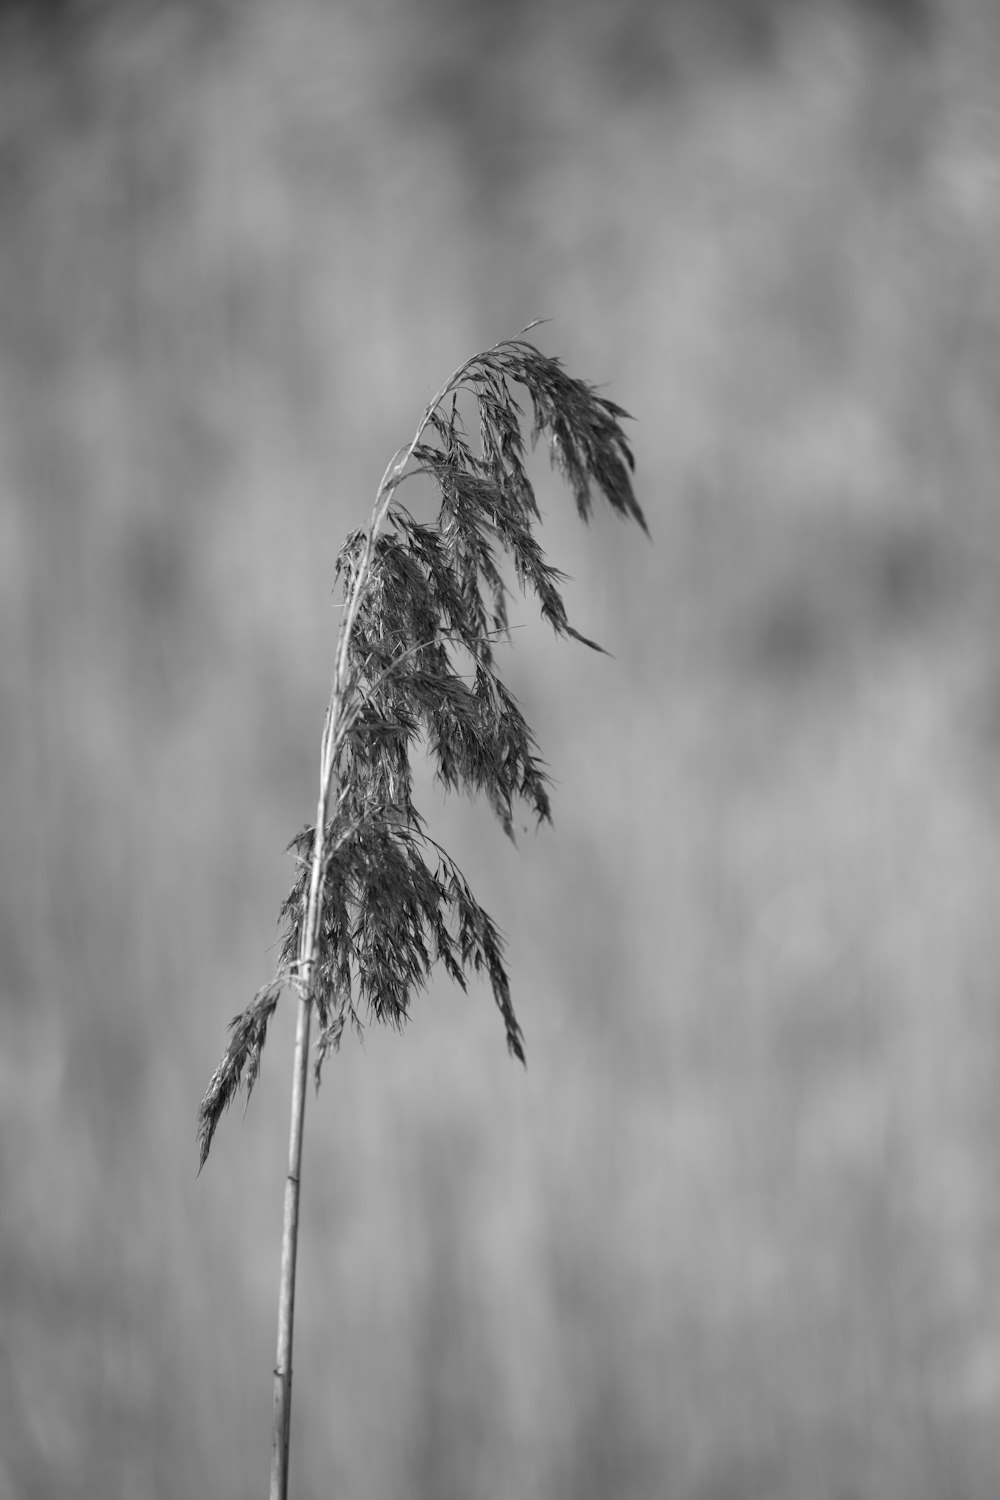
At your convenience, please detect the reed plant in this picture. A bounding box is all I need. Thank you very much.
[197,326,646,1499]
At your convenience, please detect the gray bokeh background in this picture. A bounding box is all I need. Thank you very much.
[5,1,1000,1496]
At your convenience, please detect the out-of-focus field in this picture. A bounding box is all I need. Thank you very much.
[4,1,1000,1496]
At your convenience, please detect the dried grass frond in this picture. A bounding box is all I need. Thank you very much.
[197,328,645,1165]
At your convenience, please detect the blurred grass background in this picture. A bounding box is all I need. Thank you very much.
[4,0,1000,1495]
